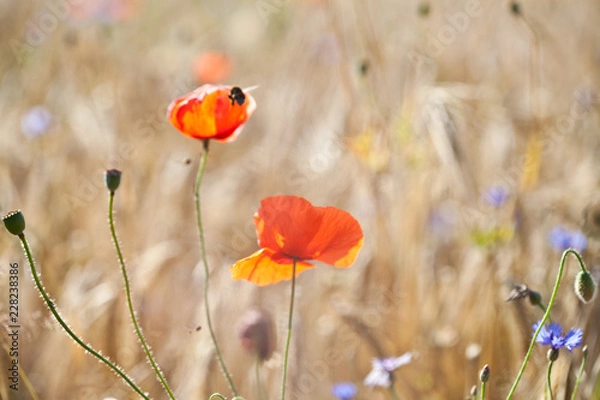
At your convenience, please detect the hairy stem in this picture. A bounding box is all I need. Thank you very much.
[195,140,237,395]
[108,191,176,399]
[19,233,149,399]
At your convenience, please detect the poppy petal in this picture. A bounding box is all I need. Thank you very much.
[308,208,364,267]
[254,196,363,267]
[167,84,256,142]
[231,248,315,286]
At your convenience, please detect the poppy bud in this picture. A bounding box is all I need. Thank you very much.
[104,169,122,193]
[528,290,543,307]
[479,364,490,383]
[547,348,559,362]
[3,210,26,236]
[237,309,276,362]
[574,270,596,303]
[510,2,521,15]
[417,2,430,17]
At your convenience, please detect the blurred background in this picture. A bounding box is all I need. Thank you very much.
[1,0,600,399]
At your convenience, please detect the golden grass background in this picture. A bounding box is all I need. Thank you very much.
[1,0,600,398]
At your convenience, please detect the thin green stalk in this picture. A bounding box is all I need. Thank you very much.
[505,249,587,399]
[195,140,237,395]
[537,303,547,314]
[480,381,486,400]
[389,385,401,400]
[546,361,554,400]
[18,233,149,399]
[571,346,588,400]
[108,192,176,399]
[281,258,297,400]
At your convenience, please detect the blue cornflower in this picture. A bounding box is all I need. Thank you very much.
[548,227,587,253]
[331,382,357,400]
[364,352,413,388]
[533,321,583,352]
[483,185,509,207]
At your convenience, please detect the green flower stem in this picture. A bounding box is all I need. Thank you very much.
[571,346,588,400]
[480,381,486,400]
[505,249,587,400]
[18,233,149,399]
[108,191,176,399]
[537,303,547,314]
[209,395,226,400]
[389,386,401,400]
[195,139,237,395]
[281,258,297,400]
[546,360,554,400]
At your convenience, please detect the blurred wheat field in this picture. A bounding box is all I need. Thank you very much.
[1,0,600,399]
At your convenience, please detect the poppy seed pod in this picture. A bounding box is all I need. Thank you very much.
[237,309,276,362]
[3,210,26,236]
[104,169,122,193]
[574,270,596,303]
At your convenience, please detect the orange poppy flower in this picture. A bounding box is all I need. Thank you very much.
[193,51,232,84]
[231,195,364,286]
[167,84,256,142]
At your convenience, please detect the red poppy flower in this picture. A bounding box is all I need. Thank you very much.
[231,195,364,286]
[167,84,256,142]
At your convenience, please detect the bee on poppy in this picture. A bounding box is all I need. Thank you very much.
[228,86,246,106]
[167,84,256,142]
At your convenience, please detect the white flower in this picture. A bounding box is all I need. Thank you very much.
[364,352,413,388]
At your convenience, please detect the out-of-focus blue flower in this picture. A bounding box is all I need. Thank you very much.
[20,105,53,139]
[533,321,583,352]
[548,227,587,253]
[331,382,357,400]
[483,185,509,207]
[364,352,413,388]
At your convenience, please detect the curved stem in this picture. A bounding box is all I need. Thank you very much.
[281,258,297,400]
[546,360,554,400]
[108,192,176,399]
[18,233,150,399]
[505,249,587,399]
[571,346,588,400]
[208,394,227,400]
[195,140,237,395]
